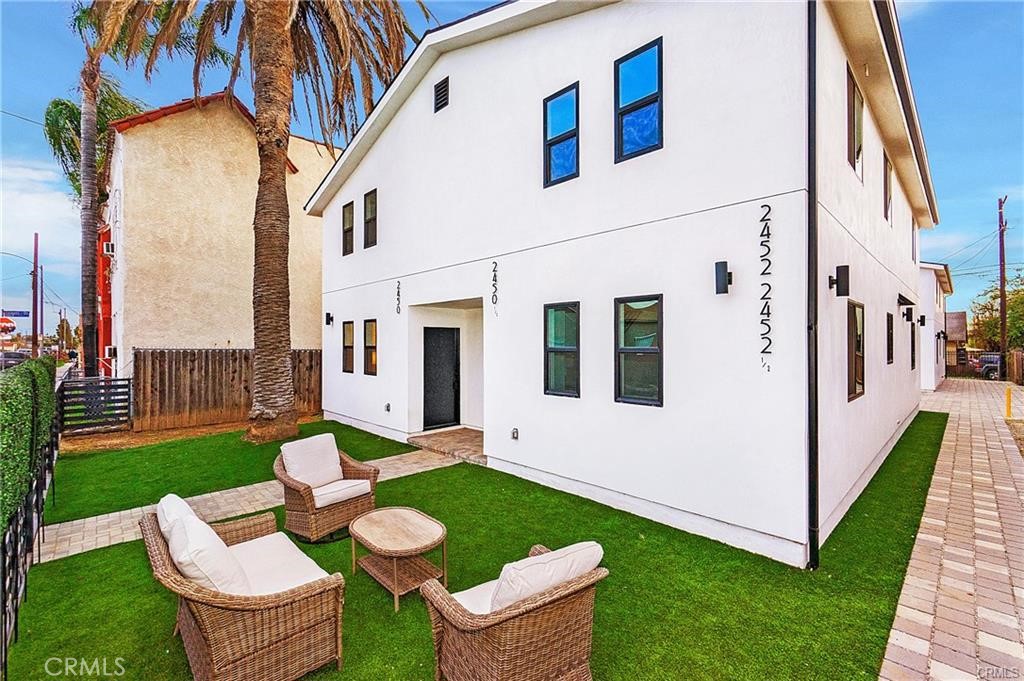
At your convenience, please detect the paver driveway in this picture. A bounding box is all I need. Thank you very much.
[880,379,1024,681]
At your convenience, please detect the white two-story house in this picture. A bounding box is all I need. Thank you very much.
[919,262,953,391]
[306,0,940,568]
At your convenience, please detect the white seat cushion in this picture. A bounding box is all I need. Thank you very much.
[281,433,345,488]
[165,515,252,595]
[229,532,330,595]
[156,493,197,537]
[311,479,371,509]
[452,578,499,615]
[490,541,603,612]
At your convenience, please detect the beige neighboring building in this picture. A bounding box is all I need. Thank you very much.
[100,92,332,377]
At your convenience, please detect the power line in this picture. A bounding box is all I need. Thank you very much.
[0,109,43,126]
[952,231,999,271]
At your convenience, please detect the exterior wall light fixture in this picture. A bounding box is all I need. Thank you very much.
[828,265,850,297]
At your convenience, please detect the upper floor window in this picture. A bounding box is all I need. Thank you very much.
[615,38,663,163]
[364,320,377,376]
[847,68,864,179]
[342,202,354,256]
[848,301,865,400]
[544,302,580,397]
[883,153,892,223]
[910,320,916,371]
[342,321,354,373]
[615,295,663,406]
[364,190,377,248]
[911,221,918,262]
[543,83,579,187]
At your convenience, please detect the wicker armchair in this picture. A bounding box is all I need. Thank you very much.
[420,545,609,681]
[139,512,345,681]
[273,450,379,541]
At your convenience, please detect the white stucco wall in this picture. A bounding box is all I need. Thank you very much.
[814,3,922,542]
[918,265,947,391]
[318,0,933,566]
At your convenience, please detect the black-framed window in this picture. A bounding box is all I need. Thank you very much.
[910,321,916,371]
[847,67,864,179]
[886,312,894,365]
[342,321,354,373]
[615,295,662,406]
[364,319,377,376]
[883,153,892,222]
[544,302,579,397]
[364,189,377,248]
[342,202,354,256]
[848,301,865,400]
[614,38,662,163]
[543,83,579,187]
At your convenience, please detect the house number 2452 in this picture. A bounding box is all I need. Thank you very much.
[759,204,773,372]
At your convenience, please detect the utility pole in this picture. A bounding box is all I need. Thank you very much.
[998,196,1008,380]
[31,232,39,358]
[39,264,45,354]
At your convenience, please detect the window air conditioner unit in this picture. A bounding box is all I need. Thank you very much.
[103,242,116,257]
[104,346,117,359]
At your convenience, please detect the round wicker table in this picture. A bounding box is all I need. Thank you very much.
[349,506,447,611]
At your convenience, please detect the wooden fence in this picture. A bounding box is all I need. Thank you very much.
[132,348,322,432]
[1009,350,1024,385]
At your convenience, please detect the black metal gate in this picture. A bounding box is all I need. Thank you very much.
[58,377,132,432]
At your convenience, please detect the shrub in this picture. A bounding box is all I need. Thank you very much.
[0,357,58,525]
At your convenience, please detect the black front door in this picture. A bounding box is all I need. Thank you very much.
[423,327,460,430]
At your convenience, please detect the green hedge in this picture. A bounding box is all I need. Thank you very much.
[0,356,57,525]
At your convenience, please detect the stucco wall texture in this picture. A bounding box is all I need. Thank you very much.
[116,100,331,355]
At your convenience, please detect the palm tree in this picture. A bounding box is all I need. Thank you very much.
[65,3,229,377]
[43,75,145,199]
[95,0,429,442]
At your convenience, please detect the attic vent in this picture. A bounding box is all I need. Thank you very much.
[434,77,449,112]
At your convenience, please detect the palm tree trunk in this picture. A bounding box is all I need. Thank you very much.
[79,57,101,377]
[245,0,298,443]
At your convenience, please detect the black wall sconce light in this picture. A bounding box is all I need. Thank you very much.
[903,307,914,322]
[828,265,850,297]
[936,330,947,341]
[715,261,733,294]
[325,312,334,326]
[918,315,926,327]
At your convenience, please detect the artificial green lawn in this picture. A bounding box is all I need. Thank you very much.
[46,420,415,524]
[14,411,947,680]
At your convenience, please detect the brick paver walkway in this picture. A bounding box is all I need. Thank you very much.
[39,449,459,563]
[880,379,1024,681]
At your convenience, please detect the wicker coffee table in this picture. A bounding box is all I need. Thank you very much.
[350,506,447,611]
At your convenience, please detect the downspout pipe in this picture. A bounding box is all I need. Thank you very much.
[806,0,820,570]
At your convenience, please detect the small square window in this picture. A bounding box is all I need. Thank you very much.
[615,39,663,163]
[543,83,579,187]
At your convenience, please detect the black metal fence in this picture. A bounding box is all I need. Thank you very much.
[58,377,132,433]
[1,377,59,679]
[945,349,1004,380]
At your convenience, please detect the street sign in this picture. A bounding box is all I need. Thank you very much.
[1,310,29,318]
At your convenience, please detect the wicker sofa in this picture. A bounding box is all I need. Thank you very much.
[139,511,345,681]
[273,434,379,542]
[420,544,608,681]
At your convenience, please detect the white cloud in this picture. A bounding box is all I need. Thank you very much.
[0,158,81,268]
[895,0,935,21]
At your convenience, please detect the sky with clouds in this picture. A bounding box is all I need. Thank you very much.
[1,0,1021,337]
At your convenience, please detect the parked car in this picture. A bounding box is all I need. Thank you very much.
[970,353,1002,380]
[0,351,27,370]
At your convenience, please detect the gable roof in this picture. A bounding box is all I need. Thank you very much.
[305,0,614,216]
[921,261,953,295]
[109,91,300,173]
